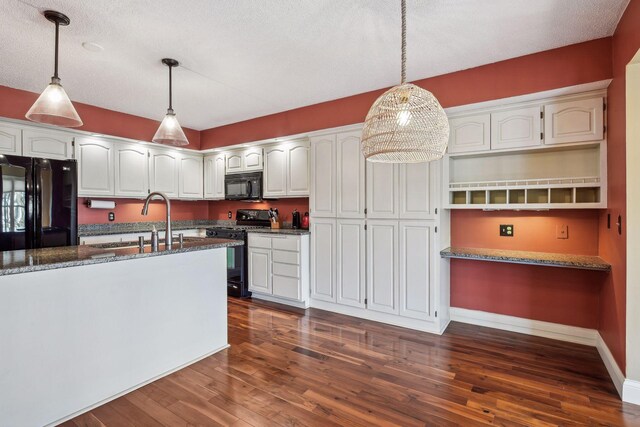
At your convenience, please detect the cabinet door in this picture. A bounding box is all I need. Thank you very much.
[287,141,310,196]
[179,154,204,199]
[243,148,263,171]
[263,145,288,197]
[204,153,226,200]
[310,218,336,302]
[399,162,436,219]
[76,137,114,197]
[336,131,365,218]
[148,148,180,198]
[366,220,398,314]
[491,106,542,150]
[447,114,491,154]
[23,129,73,160]
[226,151,243,173]
[366,162,399,219]
[336,219,365,308]
[399,221,434,320]
[0,124,22,155]
[310,134,336,217]
[248,247,272,294]
[544,97,604,145]
[114,143,148,197]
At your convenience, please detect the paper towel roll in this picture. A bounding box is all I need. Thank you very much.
[87,200,116,209]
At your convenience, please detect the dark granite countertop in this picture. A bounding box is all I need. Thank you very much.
[0,238,243,276]
[440,247,611,271]
[246,228,310,235]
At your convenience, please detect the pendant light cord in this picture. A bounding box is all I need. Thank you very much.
[168,64,173,111]
[401,0,406,84]
[53,20,59,79]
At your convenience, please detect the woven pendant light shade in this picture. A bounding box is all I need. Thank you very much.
[361,83,449,162]
[361,0,449,163]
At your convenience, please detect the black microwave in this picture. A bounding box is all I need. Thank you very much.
[225,172,262,201]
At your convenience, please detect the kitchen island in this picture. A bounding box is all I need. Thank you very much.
[0,238,242,427]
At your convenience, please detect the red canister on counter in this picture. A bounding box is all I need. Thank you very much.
[301,212,310,229]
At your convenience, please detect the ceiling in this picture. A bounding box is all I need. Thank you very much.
[0,0,629,131]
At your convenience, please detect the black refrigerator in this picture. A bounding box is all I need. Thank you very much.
[0,155,77,251]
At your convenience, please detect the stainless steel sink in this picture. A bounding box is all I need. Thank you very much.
[88,236,206,250]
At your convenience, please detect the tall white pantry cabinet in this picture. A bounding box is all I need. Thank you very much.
[309,127,450,334]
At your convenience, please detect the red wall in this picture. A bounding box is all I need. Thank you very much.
[450,210,603,329]
[208,199,309,223]
[0,86,201,149]
[598,0,640,372]
[78,198,209,224]
[201,38,612,149]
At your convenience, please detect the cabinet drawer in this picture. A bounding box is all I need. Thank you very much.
[271,236,300,252]
[248,234,272,249]
[273,262,300,278]
[272,250,300,265]
[272,275,300,300]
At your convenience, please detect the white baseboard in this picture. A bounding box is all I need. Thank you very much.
[596,332,625,398]
[450,307,598,346]
[46,344,230,427]
[251,293,310,309]
[623,380,640,406]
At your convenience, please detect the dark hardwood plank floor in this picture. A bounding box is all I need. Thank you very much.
[63,298,640,426]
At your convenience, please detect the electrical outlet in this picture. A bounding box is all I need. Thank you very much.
[500,224,514,237]
[556,224,568,239]
[228,211,232,219]
[108,212,115,222]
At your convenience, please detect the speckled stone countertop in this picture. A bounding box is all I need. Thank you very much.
[246,228,310,235]
[0,238,243,276]
[78,220,220,236]
[440,247,611,271]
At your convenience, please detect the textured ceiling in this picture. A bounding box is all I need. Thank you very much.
[0,0,629,130]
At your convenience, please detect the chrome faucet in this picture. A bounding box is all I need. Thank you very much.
[141,192,172,249]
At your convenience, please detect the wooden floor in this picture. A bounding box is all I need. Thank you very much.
[64,298,640,426]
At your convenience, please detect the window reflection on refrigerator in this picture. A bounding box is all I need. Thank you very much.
[1,165,26,233]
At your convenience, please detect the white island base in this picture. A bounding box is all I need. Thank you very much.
[0,248,228,427]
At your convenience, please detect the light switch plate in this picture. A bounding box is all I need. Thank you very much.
[556,224,568,239]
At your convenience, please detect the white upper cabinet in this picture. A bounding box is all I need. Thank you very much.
[148,148,180,198]
[366,162,399,219]
[263,145,288,197]
[76,137,114,197]
[366,220,399,315]
[23,129,74,160]
[204,153,225,200]
[336,219,366,308]
[310,218,336,302]
[226,151,243,173]
[544,97,604,145]
[179,153,204,199]
[336,131,365,218]
[0,124,22,155]
[114,143,148,197]
[310,134,336,217]
[286,141,310,196]
[491,106,542,150]
[243,147,263,171]
[399,162,437,220]
[399,221,434,320]
[447,114,491,154]
[226,147,263,173]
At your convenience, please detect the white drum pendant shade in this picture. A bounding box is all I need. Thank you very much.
[361,0,449,163]
[361,83,449,162]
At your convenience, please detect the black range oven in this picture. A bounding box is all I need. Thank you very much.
[206,209,271,298]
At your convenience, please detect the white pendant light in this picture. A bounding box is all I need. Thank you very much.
[26,10,83,128]
[152,58,189,146]
[361,0,449,163]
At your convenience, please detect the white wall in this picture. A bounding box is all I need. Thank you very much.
[0,249,228,426]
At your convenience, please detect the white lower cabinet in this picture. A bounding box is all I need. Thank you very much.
[310,218,336,302]
[366,220,399,315]
[336,219,366,308]
[399,221,434,320]
[248,233,310,307]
